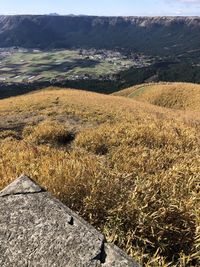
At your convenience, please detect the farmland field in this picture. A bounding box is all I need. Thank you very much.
[0,48,151,83]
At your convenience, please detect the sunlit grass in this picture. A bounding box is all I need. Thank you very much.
[0,87,199,266]
[114,82,200,111]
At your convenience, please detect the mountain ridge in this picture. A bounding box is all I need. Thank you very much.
[0,15,200,55]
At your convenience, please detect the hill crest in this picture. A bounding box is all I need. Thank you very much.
[113,82,200,111]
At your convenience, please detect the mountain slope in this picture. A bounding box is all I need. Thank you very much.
[0,87,199,266]
[113,82,200,111]
[0,15,200,55]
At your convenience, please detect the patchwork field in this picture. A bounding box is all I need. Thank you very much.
[0,48,147,83]
[0,85,199,266]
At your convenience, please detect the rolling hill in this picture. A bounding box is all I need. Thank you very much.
[113,82,200,111]
[0,15,200,55]
[0,86,199,266]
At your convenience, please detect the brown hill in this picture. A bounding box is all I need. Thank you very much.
[0,88,199,266]
[113,82,200,111]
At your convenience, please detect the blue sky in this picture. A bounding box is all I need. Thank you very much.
[1,0,200,16]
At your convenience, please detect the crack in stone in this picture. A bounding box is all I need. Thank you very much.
[68,216,74,226]
[0,189,46,198]
[92,238,107,264]
[0,176,141,266]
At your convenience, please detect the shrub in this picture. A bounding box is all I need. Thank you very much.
[22,120,74,146]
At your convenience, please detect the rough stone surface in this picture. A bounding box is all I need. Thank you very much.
[0,175,140,267]
[0,175,43,197]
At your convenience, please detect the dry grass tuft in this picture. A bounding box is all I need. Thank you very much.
[22,120,75,146]
[0,130,19,140]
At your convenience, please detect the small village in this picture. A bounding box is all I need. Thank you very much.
[0,47,155,84]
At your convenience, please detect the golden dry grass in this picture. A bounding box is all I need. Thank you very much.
[22,120,75,145]
[113,82,200,112]
[0,87,200,266]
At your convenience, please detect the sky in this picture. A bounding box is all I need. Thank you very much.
[0,0,200,16]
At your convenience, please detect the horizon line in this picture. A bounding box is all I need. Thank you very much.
[0,13,200,18]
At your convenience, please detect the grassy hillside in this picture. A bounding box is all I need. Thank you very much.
[113,82,200,111]
[0,87,200,266]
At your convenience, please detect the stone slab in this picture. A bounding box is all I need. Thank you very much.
[0,175,140,267]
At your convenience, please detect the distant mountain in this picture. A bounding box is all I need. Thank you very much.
[47,13,60,16]
[0,15,200,55]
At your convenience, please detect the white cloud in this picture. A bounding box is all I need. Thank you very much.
[175,0,200,4]
[165,0,200,8]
